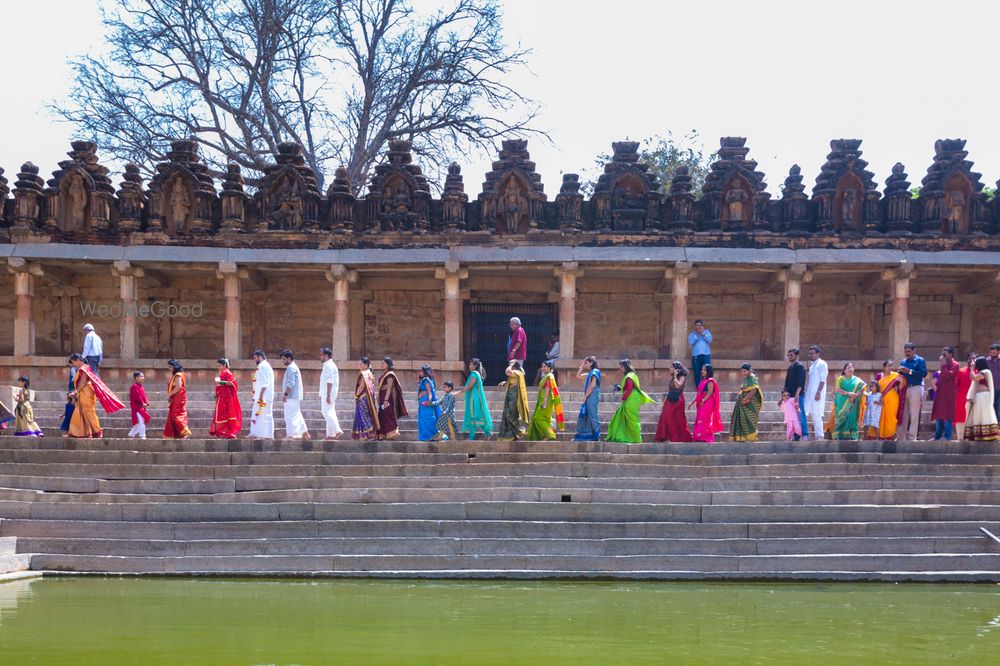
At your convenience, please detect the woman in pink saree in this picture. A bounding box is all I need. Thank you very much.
[690,364,724,443]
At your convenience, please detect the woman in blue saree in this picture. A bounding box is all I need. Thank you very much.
[574,356,601,441]
[416,365,441,442]
[458,358,493,440]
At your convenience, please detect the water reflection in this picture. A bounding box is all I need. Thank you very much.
[0,578,996,665]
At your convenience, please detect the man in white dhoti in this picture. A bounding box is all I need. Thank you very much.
[249,350,275,439]
[319,347,343,439]
[805,344,829,440]
[281,349,310,440]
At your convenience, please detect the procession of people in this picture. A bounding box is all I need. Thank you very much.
[3,320,999,444]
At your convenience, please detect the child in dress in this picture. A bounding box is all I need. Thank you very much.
[431,381,458,441]
[779,390,802,441]
[14,376,43,437]
[128,371,152,439]
[862,379,883,440]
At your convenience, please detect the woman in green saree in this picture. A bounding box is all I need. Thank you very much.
[528,360,564,440]
[832,362,866,440]
[607,359,654,444]
[498,359,530,441]
[459,358,493,440]
[730,363,764,442]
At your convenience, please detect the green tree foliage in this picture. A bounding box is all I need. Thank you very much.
[580,131,715,198]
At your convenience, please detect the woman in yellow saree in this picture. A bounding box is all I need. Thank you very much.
[528,361,564,440]
[877,359,904,440]
[498,360,530,440]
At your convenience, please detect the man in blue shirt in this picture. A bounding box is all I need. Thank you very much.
[687,319,713,389]
[898,342,927,441]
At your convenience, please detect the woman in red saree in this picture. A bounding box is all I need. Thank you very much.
[377,357,408,440]
[210,357,242,439]
[690,364,724,443]
[163,359,192,439]
[655,362,693,442]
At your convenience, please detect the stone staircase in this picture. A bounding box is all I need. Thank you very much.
[2,388,994,581]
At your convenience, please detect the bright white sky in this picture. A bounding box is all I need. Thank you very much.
[3,0,999,195]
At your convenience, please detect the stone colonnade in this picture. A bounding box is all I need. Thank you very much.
[6,255,965,366]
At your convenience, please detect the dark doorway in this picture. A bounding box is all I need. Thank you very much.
[465,303,558,384]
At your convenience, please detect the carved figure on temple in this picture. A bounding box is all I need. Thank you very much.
[944,189,966,234]
[271,176,303,229]
[841,189,858,228]
[64,176,87,231]
[500,178,529,234]
[167,178,191,233]
[725,186,748,222]
[389,180,412,215]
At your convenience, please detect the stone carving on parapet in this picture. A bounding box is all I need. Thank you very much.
[1,135,999,249]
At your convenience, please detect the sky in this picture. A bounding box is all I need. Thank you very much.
[3,0,1000,195]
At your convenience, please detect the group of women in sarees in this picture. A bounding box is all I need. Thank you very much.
[650,361,756,444]
[351,356,409,441]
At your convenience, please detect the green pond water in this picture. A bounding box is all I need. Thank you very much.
[0,578,999,665]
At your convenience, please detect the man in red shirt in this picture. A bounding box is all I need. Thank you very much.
[507,317,527,363]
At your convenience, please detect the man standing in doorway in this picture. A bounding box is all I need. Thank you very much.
[783,348,808,441]
[508,317,528,363]
[688,319,713,390]
[899,342,927,441]
[988,344,1000,422]
[81,324,103,376]
[804,345,828,440]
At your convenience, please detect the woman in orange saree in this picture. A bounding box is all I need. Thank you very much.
[877,359,904,440]
[209,358,242,439]
[67,354,125,438]
[163,359,192,439]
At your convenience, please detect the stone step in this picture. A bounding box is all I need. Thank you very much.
[5,437,991,455]
[25,552,1000,574]
[2,500,998,523]
[5,486,1000,507]
[0,553,32,574]
[1,461,995,482]
[2,472,996,495]
[3,448,998,467]
[5,519,1000,541]
[15,535,999,557]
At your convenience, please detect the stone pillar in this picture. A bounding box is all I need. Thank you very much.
[884,263,916,355]
[217,262,242,361]
[553,262,584,360]
[778,264,812,354]
[326,264,358,362]
[112,261,143,359]
[435,262,469,362]
[666,261,696,360]
[6,257,40,356]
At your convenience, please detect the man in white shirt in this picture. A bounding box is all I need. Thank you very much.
[81,323,104,375]
[804,344,829,440]
[319,347,343,439]
[249,350,275,439]
[281,349,310,440]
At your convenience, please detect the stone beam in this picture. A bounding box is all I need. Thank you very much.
[553,261,584,360]
[325,264,358,362]
[959,270,1000,294]
[435,261,469,363]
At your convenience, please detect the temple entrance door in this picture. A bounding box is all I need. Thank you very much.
[465,303,557,384]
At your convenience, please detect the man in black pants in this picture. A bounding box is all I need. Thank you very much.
[783,348,808,441]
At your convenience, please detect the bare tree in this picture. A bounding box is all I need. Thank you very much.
[55,0,540,192]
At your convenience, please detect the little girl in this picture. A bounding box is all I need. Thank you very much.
[779,390,802,441]
[862,379,883,440]
[14,376,43,437]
